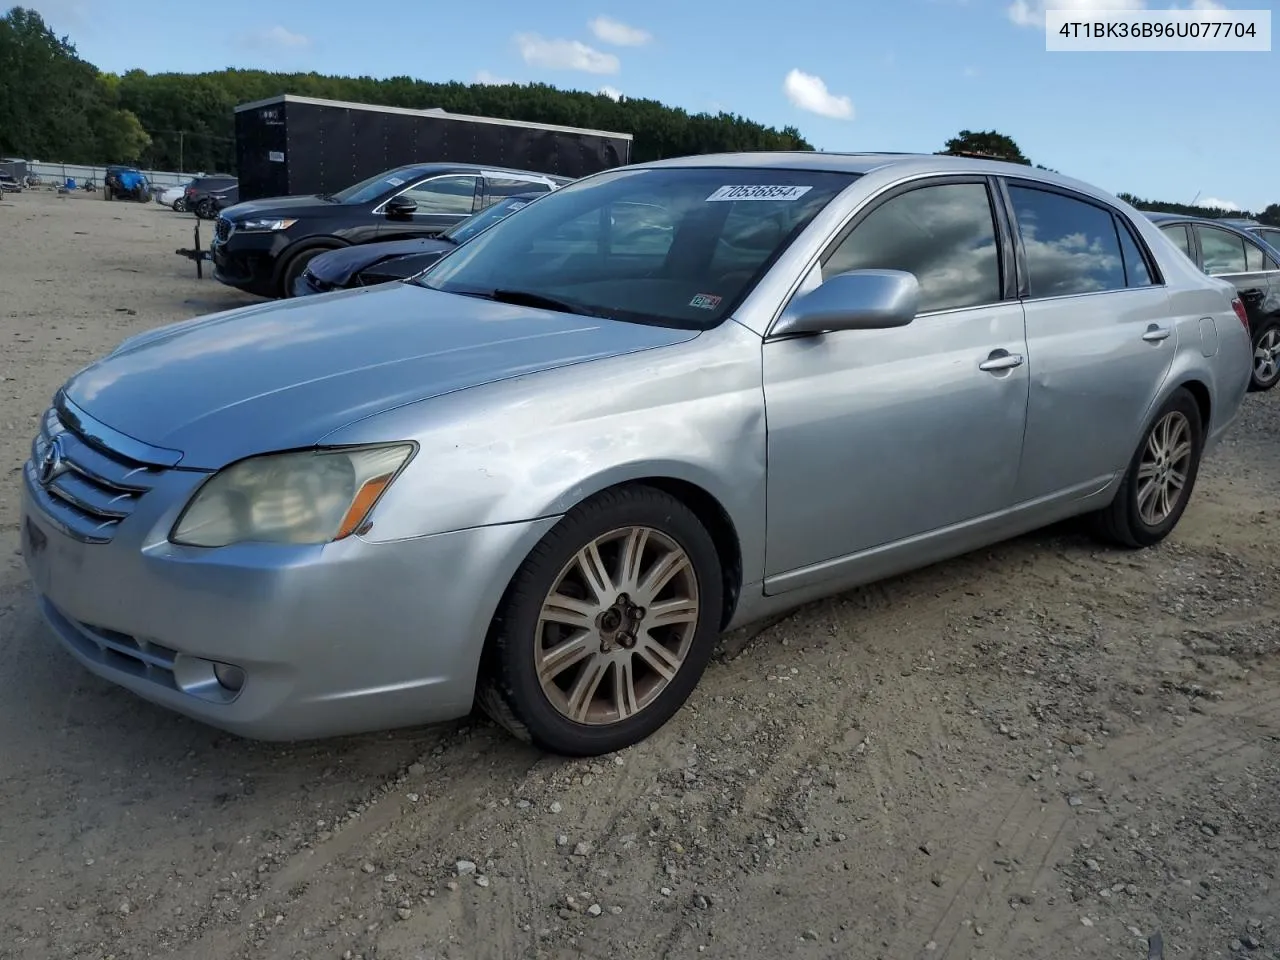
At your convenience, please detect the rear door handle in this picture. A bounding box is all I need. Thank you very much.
[978,352,1024,372]
[1142,324,1172,343]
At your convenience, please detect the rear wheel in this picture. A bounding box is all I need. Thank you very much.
[1249,321,1280,392]
[477,485,723,756]
[194,198,213,220]
[1088,388,1203,549]
[172,198,187,213]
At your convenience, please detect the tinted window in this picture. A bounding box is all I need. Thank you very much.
[443,195,535,244]
[402,175,479,216]
[485,176,552,207]
[823,182,1001,313]
[1115,217,1154,287]
[1244,237,1266,272]
[1009,186,1125,296]
[1254,228,1280,254]
[1196,226,1247,274]
[418,167,858,329]
[1160,223,1192,258]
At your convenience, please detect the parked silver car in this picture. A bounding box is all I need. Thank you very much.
[20,152,1253,756]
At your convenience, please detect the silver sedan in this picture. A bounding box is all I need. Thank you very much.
[20,152,1253,756]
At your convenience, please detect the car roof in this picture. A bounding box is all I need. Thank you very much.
[628,151,1126,203]
[1143,211,1262,233]
[381,162,564,182]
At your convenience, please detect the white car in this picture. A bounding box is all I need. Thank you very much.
[156,183,190,211]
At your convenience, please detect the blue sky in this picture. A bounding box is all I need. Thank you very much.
[25,0,1277,211]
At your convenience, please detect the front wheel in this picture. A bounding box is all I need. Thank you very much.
[1249,321,1280,392]
[478,485,723,756]
[1088,387,1204,549]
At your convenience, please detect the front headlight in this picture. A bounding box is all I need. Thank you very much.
[237,217,297,232]
[171,444,415,548]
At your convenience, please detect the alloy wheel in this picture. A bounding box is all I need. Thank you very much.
[535,526,699,725]
[1136,410,1193,527]
[1254,329,1279,386]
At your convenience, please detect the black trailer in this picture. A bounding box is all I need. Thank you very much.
[233,95,633,202]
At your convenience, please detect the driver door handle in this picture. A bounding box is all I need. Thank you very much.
[978,352,1025,372]
[1142,324,1172,343]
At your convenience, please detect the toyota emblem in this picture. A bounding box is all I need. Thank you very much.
[38,435,67,487]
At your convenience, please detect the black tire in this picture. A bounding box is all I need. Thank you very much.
[279,247,335,298]
[194,198,214,220]
[1088,388,1204,549]
[477,485,723,756]
[172,198,187,213]
[1248,320,1280,392]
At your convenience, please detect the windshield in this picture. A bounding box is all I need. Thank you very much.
[330,167,427,205]
[443,195,538,244]
[415,167,858,328]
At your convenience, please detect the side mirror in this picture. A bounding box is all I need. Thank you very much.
[385,195,417,218]
[771,269,920,337]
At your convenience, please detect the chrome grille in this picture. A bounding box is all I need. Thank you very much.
[26,406,166,543]
[214,216,232,242]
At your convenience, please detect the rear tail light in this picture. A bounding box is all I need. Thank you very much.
[1230,297,1249,330]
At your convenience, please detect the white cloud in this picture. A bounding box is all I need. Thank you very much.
[782,69,854,121]
[514,33,620,74]
[1199,196,1241,211]
[1008,0,1223,27]
[589,16,652,47]
[239,25,311,49]
[474,69,513,85]
[598,85,623,100]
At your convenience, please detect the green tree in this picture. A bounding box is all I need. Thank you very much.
[940,129,1032,165]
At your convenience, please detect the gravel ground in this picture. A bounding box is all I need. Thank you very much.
[1,190,1278,960]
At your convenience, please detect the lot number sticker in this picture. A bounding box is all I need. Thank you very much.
[705,185,812,202]
[689,293,723,309]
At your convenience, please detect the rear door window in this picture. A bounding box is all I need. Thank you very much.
[1160,223,1192,259]
[1007,185,1126,297]
[1195,225,1248,275]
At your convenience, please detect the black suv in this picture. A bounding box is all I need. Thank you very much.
[184,175,238,220]
[211,163,569,298]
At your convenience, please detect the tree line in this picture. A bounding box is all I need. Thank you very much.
[2,6,1274,227]
[0,6,809,175]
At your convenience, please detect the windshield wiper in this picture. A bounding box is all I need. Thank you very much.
[316,193,338,203]
[489,288,591,315]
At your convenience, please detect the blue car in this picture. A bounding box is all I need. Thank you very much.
[104,165,151,202]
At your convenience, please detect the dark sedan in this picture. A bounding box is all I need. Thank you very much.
[293,192,544,296]
[211,163,568,299]
[1146,212,1280,391]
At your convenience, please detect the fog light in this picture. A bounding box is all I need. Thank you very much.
[213,662,245,692]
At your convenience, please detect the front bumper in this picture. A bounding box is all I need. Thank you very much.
[211,230,289,298]
[20,453,558,741]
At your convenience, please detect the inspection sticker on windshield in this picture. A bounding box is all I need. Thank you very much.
[705,184,812,202]
[689,293,722,310]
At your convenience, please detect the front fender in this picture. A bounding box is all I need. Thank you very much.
[320,320,770,585]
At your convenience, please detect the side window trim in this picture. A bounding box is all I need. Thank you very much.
[813,174,1013,317]
[1242,235,1269,273]
[1000,176,1151,302]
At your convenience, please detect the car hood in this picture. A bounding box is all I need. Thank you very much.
[220,194,331,220]
[63,282,700,470]
[309,238,455,286]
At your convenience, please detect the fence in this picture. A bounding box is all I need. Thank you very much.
[20,161,216,191]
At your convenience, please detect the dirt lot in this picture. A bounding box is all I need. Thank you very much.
[1,189,1278,960]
